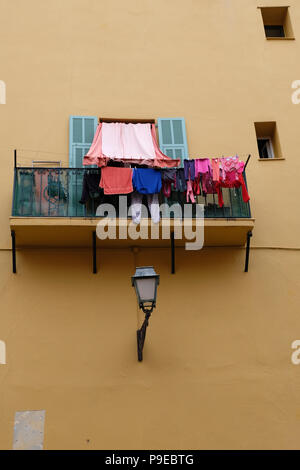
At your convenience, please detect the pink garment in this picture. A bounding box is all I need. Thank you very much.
[186,179,195,203]
[211,158,220,182]
[84,124,107,167]
[221,156,244,181]
[195,158,212,177]
[83,123,180,168]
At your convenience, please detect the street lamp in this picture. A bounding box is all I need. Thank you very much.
[132,266,160,362]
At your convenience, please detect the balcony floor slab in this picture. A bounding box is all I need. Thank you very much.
[9,217,255,248]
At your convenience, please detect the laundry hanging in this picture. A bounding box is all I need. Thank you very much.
[168,156,250,208]
[100,167,133,195]
[132,168,162,194]
[83,122,180,168]
[79,170,103,204]
[130,193,160,224]
[161,169,176,198]
[215,157,250,207]
[79,153,251,213]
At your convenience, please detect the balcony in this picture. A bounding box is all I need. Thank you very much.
[10,167,254,253]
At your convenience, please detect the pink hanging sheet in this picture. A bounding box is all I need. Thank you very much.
[83,123,180,168]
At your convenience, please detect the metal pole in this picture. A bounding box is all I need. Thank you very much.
[244,231,252,273]
[171,231,175,274]
[11,230,16,274]
[244,154,251,170]
[92,231,97,274]
[137,311,152,362]
[12,150,18,217]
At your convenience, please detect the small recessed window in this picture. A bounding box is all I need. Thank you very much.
[254,122,282,159]
[260,7,295,39]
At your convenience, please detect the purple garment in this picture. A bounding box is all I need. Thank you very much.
[184,159,195,181]
[175,168,187,192]
[161,169,176,182]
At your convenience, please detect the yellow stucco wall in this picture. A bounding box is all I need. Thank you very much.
[0,0,300,449]
[0,248,300,450]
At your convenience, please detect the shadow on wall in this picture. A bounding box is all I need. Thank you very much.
[0,340,6,364]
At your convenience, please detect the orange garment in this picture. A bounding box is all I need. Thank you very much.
[100,167,133,195]
[211,158,220,181]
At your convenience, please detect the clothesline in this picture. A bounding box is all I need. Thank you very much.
[14,154,253,167]
[0,144,254,160]
[15,149,253,158]
[0,145,254,164]
[0,145,253,166]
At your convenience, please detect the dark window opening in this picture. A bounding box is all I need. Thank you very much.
[264,25,285,38]
[257,139,273,159]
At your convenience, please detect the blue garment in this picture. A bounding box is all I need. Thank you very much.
[132,169,162,195]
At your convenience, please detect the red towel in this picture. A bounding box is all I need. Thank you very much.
[100,167,133,195]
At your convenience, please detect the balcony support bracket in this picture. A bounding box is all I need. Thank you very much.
[11,230,17,274]
[171,231,175,274]
[244,230,252,273]
[92,231,97,274]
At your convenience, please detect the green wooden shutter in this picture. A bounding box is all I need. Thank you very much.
[69,116,98,167]
[68,116,97,215]
[157,118,189,166]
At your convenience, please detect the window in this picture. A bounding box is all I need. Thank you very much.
[254,122,282,159]
[260,7,295,39]
[157,118,189,166]
[69,116,98,167]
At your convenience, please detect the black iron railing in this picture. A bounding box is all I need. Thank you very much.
[12,167,251,219]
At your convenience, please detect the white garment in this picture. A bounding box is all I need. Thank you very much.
[130,193,160,224]
[101,122,156,160]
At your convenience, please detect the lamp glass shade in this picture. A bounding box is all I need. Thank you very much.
[135,277,156,304]
[132,266,160,308]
